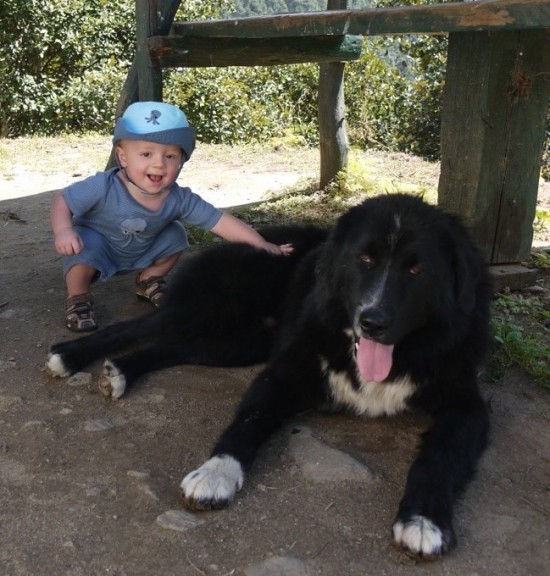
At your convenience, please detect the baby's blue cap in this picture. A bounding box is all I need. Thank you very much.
[113,101,196,161]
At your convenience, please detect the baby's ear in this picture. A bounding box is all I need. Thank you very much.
[114,145,126,167]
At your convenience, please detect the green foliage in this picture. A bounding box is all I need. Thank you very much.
[529,247,550,269]
[490,244,550,386]
[1,0,546,176]
[533,209,550,237]
[491,294,550,388]
[164,63,319,144]
[177,0,234,20]
[345,34,446,159]
[329,155,378,198]
[0,0,135,136]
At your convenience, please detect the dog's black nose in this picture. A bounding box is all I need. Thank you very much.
[358,309,390,338]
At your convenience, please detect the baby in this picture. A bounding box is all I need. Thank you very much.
[51,101,291,331]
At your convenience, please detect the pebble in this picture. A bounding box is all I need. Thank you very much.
[126,470,159,500]
[21,420,48,430]
[137,482,160,501]
[244,556,311,576]
[85,487,102,498]
[127,470,150,479]
[288,426,375,483]
[156,509,204,532]
[67,372,92,387]
[84,417,114,432]
[0,359,17,370]
[0,395,23,410]
[0,457,28,484]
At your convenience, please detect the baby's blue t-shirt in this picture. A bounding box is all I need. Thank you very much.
[63,168,222,258]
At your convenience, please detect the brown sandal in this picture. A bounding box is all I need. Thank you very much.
[65,293,97,332]
[135,275,166,307]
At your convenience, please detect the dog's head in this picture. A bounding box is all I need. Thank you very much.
[316,194,488,382]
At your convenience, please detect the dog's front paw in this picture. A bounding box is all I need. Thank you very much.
[180,455,243,511]
[392,515,455,559]
[98,359,126,400]
[45,353,72,378]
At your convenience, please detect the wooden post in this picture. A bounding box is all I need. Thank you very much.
[107,0,181,168]
[438,29,550,264]
[318,0,349,189]
[116,0,181,118]
[136,0,164,102]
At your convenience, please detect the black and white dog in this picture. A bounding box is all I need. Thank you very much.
[47,194,491,558]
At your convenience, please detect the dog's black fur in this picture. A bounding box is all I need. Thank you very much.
[47,194,491,558]
[47,223,328,395]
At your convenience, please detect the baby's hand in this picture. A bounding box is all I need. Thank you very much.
[263,242,294,256]
[277,243,294,256]
[54,228,84,256]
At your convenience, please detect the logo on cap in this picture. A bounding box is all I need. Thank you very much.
[145,110,161,125]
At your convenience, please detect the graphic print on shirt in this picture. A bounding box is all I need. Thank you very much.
[112,218,148,247]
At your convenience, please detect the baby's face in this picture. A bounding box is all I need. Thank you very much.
[117,140,183,194]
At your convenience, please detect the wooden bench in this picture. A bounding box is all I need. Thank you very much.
[124,0,550,275]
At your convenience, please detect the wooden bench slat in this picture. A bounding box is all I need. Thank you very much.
[149,35,363,68]
[172,0,550,39]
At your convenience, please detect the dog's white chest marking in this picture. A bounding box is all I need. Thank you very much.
[323,359,414,417]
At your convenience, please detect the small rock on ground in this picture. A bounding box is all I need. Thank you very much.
[156,509,204,532]
[289,426,375,483]
[244,556,311,576]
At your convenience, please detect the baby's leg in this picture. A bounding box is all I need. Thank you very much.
[139,252,182,281]
[134,222,186,306]
[63,264,99,331]
[65,264,98,297]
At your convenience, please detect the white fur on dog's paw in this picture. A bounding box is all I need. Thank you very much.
[180,455,243,511]
[98,359,126,400]
[392,515,444,558]
[45,353,71,378]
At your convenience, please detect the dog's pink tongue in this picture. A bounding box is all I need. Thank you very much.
[356,338,394,382]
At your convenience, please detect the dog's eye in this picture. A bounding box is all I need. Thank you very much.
[408,264,422,275]
[360,254,375,266]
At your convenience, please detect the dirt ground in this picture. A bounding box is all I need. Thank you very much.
[1,139,549,576]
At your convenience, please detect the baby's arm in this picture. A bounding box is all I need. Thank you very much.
[50,191,84,256]
[210,212,293,256]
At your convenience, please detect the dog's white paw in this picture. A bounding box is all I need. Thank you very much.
[98,359,126,400]
[45,353,71,378]
[392,515,445,558]
[180,455,243,511]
